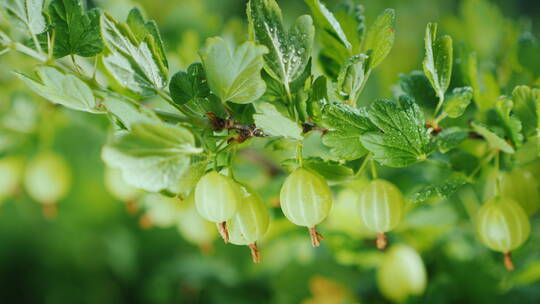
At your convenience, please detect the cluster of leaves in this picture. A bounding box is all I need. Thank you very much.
[0,0,539,212]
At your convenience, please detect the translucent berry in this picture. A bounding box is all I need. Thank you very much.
[357,179,405,249]
[475,197,530,270]
[377,245,427,303]
[195,171,242,242]
[24,152,71,218]
[280,168,332,247]
[228,186,270,262]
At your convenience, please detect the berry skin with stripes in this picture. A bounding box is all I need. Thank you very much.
[280,168,332,247]
[475,197,530,270]
[228,186,270,263]
[357,179,405,249]
[194,171,243,243]
[499,168,540,216]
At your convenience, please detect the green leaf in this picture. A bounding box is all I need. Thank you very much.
[169,62,210,106]
[126,8,168,68]
[319,102,376,160]
[397,70,438,108]
[101,12,168,98]
[48,0,103,58]
[363,9,395,69]
[247,0,314,85]
[305,0,351,50]
[410,173,467,203]
[422,23,453,99]
[281,157,354,183]
[1,0,46,35]
[333,2,365,53]
[253,103,302,140]
[336,54,367,104]
[512,85,539,136]
[305,0,350,80]
[200,37,267,104]
[444,86,473,118]
[437,127,468,153]
[471,122,514,153]
[494,97,523,148]
[102,122,203,193]
[102,97,160,130]
[14,66,100,113]
[360,96,432,167]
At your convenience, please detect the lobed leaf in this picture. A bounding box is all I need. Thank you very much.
[443,86,473,118]
[1,0,46,35]
[248,0,314,85]
[102,122,203,193]
[15,66,100,113]
[101,12,168,98]
[361,96,433,167]
[200,37,268,104]
[48,0,103,58]
[410,174,467,203]
[471,122,514,153]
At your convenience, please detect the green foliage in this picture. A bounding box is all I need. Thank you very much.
[443,87,473,118]
[101,11,168,98]
[48,0,103,58]
[1,0,46,36]
[247,0,314,86]
[102,123,203,193]
[1,0,540,301]
[363,9,395,70]
[411,173,467,203]
[200,37,267,104]
[15,66,100,113]
[360,96,432,167]
[423,23,452,101]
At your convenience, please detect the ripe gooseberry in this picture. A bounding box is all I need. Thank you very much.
[227,186,270,262]
[280,168,332,247]
[499,168,540,216]
[377,245,427,303]
[357,179,405,249]
[0,155,25,202]
[195,171,242,243]
[24,152,71,218]
[475,196,530,270]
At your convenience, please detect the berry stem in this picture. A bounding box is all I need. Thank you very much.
[376,232,387,250]
[309,226,324,247]
[504,252,514,271]
[248,243,261,263]
[217,222,229,243]
[42,204,57,220]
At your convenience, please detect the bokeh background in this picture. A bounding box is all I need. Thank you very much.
[1,0,540,303]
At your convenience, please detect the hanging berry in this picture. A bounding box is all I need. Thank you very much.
[280,168,332,247]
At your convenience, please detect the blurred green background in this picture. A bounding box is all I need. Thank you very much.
[1,0,540,303]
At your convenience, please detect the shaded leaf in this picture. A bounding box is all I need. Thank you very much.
[437,127,468,153]
[410,173,467,203]
[169,62,210,106]
[471,122,514,153]
[48,0,103,58]
[253,103,302,140]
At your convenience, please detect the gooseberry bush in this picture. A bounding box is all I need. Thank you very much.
[1,0,540,301]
